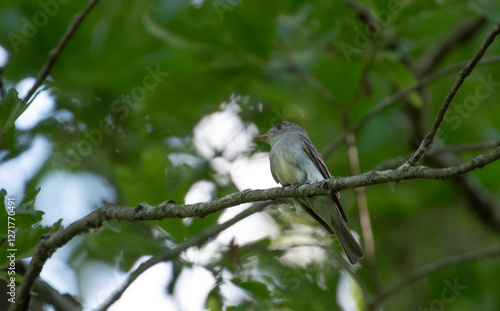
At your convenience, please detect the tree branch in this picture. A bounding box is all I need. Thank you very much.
[320,55,500,160]
[343,0,376,33]
[34,278,82,311]
[368,246,500,310]
[12,146,500,311]
[22,0,101,105]
[433,139,500,155]
[405,21,500,166]
[97,201,271,310]
[373,140,500,171]
[400,18,500,233]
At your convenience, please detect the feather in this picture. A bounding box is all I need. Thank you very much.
[298,133,348,223]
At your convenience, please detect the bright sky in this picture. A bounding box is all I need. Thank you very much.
[0,45,360,310]
[0,46,7,66]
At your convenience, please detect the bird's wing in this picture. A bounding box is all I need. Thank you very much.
[270,163,281,185]
[269,152,287,185]
[298,133,331,179]
[298,133,348,223]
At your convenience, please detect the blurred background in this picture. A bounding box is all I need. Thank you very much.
[1,0,500,310]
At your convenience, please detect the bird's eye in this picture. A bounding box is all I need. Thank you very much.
[277,124,284,130]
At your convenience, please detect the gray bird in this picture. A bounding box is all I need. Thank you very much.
[255,121,364,264]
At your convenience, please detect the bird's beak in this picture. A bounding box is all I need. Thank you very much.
[254,133,269,142]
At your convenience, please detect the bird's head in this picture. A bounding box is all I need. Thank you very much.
[254,121,305,147]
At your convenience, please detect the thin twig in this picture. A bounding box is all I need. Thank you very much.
[9,2,102,310]
[343,0,377,35]
[14,146,500,311]
[405,21,500,167]
[433,140,500,154]
[22,0,101,105]
[97,202,271,310]
[407,16,500,234]
[0,67,6,99]
[34,279,82,311]
[368,246,500,310]
[373,140,500,171]
[321,55,500,160]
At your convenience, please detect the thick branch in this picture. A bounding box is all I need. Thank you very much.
[321,55,500,160]
[13,146,500,311]
[406,21,500,166]
[22,0,101,105]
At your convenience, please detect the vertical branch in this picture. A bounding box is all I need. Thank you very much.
[345,131,380,291]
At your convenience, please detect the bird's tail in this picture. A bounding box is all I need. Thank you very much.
[334,217,364,265]
[296,197,364,264]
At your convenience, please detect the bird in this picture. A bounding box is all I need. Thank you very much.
[255,121,364,264]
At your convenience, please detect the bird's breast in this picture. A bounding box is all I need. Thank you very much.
[270,141,322,186]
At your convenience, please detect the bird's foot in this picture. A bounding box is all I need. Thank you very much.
[292,182,307,189]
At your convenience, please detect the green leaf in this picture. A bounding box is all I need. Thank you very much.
[0,88,24,137]
[73,222,169,271]
[375,52,422,107]
[0,189,8,240]
[167,259,185,294]
[205,284,224,311]
[15,187,44,228]
[231,279,271,300]
[0,219,63,269]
